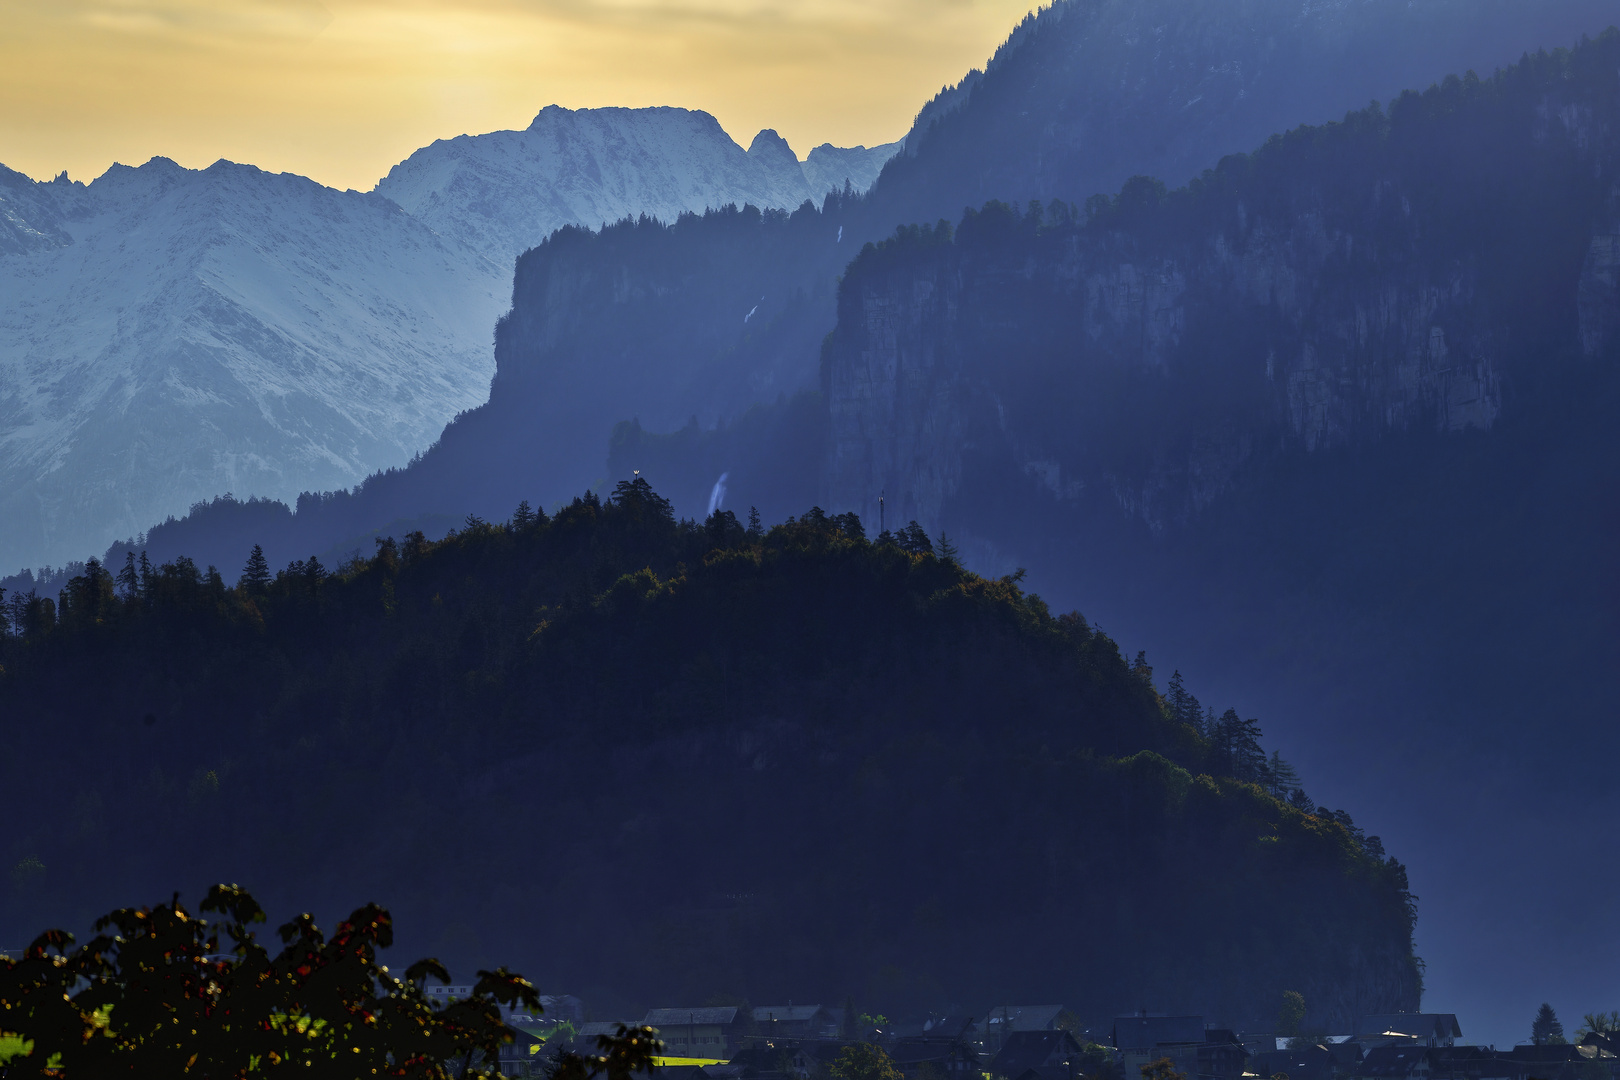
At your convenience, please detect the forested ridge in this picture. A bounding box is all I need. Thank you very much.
[0,481,1416,1028]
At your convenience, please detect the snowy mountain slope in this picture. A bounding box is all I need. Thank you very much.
[0,157,508,570]
[0,164,80,257]
[0,108,899,572]
[376,105,898,266]
[800,142,897,202]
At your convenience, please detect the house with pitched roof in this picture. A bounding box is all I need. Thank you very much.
[889,1034,983,1080]
[1113,1015,1204,1080]
[1354,1045,1432,1080]
[751,1005,842,1040]
[989,1029,1085,1080]
[644,1007,744,1057]
[1355,1017,1462,1049]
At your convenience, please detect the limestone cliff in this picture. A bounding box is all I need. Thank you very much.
[1580,184,1620,357]
[824,39,1620,535]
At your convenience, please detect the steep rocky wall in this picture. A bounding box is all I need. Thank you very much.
[824,210,1509,533]
[823,49,1620,536]
[1579,185,1620,356]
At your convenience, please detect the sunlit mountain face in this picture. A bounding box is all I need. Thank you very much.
[0,109,895,572]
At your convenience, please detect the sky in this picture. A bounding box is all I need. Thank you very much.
[0,0,1036,191]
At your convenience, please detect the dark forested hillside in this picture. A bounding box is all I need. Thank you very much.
[0,482,1418,1030]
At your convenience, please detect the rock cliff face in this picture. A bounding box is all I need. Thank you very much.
[1580,185,1620,356]
[825,213,1507,534]
[825,43,1619,535]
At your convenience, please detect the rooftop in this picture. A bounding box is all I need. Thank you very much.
[646,1007,741,1027]
[752,1006,827,1024]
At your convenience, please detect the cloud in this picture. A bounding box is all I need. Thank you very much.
[66,0,333,42]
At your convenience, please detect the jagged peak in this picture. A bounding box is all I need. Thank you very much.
[747,128,799,162]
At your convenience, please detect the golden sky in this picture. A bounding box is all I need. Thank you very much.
[0,0,1036,191]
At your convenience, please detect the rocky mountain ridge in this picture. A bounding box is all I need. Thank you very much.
[0,110,898,571]
[868,0,1620,227]
[377,105,898,268]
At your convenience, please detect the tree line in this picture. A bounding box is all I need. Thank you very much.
[0,479,1419,1025]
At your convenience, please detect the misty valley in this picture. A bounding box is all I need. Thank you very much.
[1,0,1619,1077]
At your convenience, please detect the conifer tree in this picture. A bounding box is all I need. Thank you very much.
[897,521,932,555]
[746,507,763,541]
[611,477,673,523]
[1532,1003,1566,1045]
[116,551,140,600]
[402,531,429,564]
[1215,708,1266,781]
[1165,671,1202,732]
[511,500,538,530]
[240,545,271,592]
[705,509,743,550]
[373,536,399,574]
[1265,751,1302,798]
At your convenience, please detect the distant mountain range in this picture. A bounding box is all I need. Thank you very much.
[0,159,509,575]
[95,0,1611,574]
[378,105,896,268]
[7,0,1610,578]
[6,0,1620,1045]
[0,110,899,571]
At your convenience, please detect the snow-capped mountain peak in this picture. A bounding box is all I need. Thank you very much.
[375,105,898,267]
[0,156,509,569]
[0,107,900,571]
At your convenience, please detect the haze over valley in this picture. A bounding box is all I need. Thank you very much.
[2,0,1618,1064]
